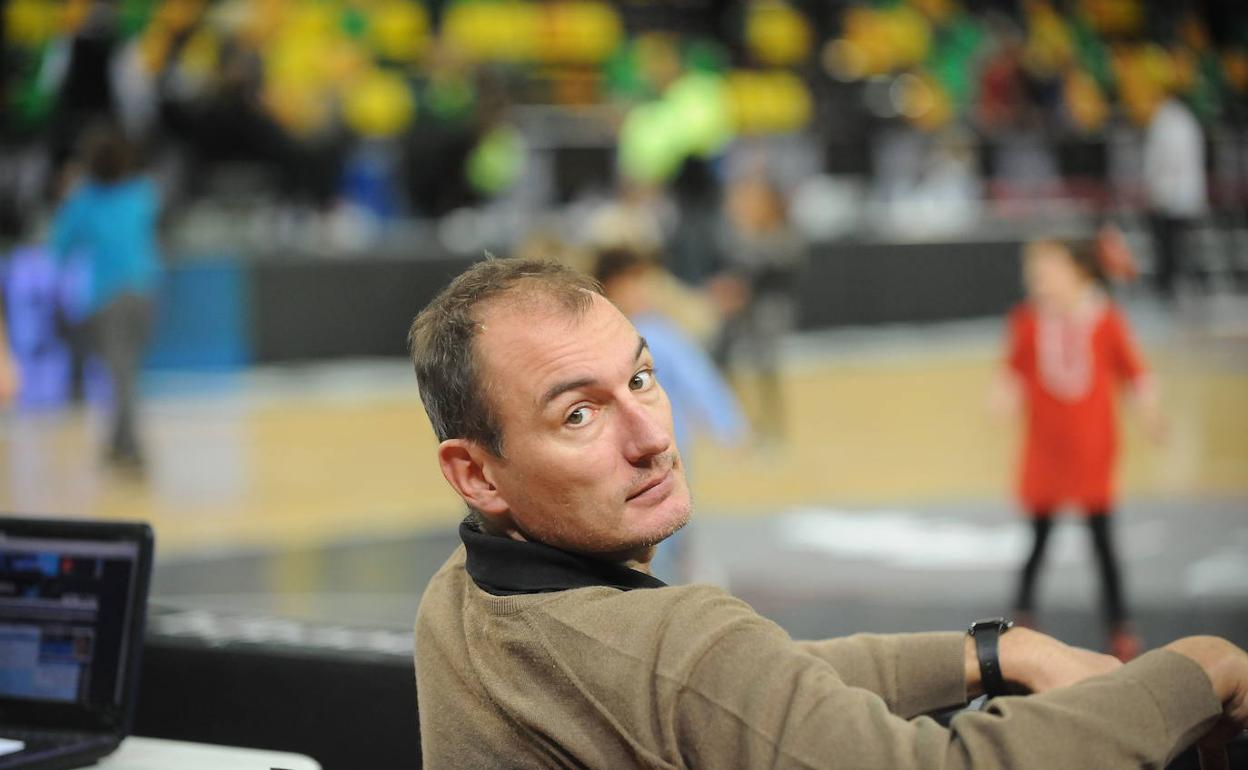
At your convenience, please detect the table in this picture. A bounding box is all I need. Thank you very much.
[98,737,320,769]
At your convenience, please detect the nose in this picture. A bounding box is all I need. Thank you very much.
[619,391,672,464]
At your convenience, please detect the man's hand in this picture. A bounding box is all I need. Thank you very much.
[1164,636,1248,770]
[964,626,1121,698]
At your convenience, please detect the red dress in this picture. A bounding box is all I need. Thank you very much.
[1006,298,1148,514]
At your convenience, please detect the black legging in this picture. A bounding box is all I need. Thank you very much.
[1014,511,1127,626]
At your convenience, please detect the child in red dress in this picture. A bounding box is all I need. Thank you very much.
[996,238,1164,662]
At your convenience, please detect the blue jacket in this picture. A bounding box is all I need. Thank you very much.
[632,312,746,458]
[49,177,162,314]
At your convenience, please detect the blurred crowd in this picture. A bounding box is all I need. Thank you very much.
[0,0,1245,253]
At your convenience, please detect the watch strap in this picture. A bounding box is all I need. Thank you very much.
[969,617,1014,698]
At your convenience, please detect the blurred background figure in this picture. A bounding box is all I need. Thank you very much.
[995,237,1162,662]
[712,169,804,447]
[594,246,747,583]
[49,121,161,473]
[1143,85,1208,302]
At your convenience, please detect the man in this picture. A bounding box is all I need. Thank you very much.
[410,258,1247,769]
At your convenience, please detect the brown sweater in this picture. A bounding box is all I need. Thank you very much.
[415,541,1221,769]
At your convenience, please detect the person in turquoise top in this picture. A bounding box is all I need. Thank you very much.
[49,123,161,472]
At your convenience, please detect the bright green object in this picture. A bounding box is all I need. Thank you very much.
[618,100,687,185]
[468,125,525,195]
[666,71,732,157]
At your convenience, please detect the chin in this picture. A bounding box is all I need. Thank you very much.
[572,498,692,555]
[638,493,693,547]
[647,511,690,548]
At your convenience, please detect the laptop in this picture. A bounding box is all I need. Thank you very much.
[0,517,153,770]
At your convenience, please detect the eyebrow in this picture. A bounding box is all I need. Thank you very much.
[538,336,649,408]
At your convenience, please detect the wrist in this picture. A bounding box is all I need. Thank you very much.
[997,625,1043,692]
[966,624,1048,695]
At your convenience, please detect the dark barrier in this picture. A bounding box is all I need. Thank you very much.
[796,239,1024,328]
[135,607,419,770]
[244,239,1025,363]
[1170,742,1248,770]
[249,254,473,362]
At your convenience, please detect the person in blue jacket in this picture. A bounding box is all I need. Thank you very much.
[50,123,161,472]
[594,248,748,583]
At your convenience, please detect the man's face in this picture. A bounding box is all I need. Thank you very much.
[472,292,691,557]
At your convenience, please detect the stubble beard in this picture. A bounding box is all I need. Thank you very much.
[540,453,694,556]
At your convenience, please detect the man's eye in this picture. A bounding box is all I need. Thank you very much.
[566,407,590,426]
[630,369,655,391]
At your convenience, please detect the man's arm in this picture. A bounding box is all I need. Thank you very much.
[794,625,1121,719]
[677,618,1223,769]
[653,592,1228,769]
[540,584,1238,768]
[793,634,967,719]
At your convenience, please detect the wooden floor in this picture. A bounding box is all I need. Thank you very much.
[2,312,1246,561]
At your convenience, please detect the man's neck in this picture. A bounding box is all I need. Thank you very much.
[596,546,656,575]
[479,517,656,574]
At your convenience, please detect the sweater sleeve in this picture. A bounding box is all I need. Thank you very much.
[671,597,1221,770]
[793,632,967,719]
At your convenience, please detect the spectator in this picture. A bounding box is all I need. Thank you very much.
[713,171,804,445]
[49,123,162,473]
[1144,88,1208,300]
[994,238,1163,662]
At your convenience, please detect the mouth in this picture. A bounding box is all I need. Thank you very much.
[626,468,674,503]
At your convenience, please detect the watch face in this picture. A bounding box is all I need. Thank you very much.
[969,617,1011,635]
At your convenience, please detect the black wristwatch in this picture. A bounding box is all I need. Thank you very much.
[968,617,1015,699]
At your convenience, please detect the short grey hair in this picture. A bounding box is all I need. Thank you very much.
[407,258,601,456]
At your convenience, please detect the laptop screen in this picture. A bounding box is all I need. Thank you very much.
[0,519,152,732]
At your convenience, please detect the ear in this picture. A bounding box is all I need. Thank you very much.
[437,439,509,517]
